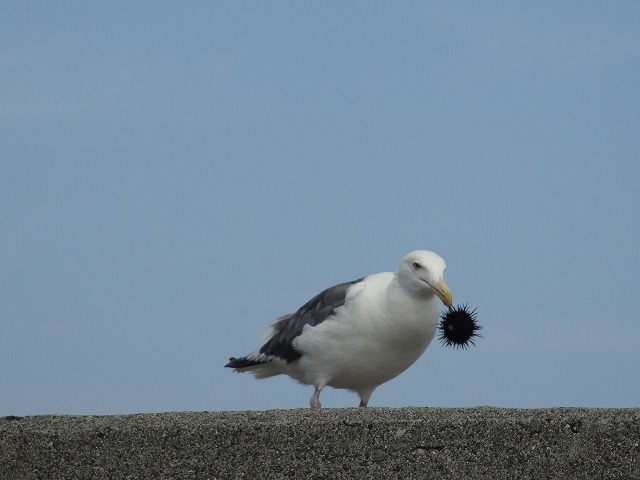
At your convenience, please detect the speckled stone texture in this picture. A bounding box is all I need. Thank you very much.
[1,407,639,479]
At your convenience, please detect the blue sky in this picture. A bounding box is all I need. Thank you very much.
[2,2,639,415]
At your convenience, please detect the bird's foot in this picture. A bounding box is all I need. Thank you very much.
[310,385,323,409]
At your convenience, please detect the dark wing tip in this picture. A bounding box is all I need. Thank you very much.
[224,356,266,369]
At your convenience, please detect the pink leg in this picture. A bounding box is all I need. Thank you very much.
[310,386,323,409]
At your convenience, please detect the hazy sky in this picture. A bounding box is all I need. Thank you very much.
[2,2,639,415]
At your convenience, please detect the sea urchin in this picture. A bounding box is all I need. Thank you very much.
[438,303,482,349]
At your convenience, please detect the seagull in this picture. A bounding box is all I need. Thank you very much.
[225,250,453,409]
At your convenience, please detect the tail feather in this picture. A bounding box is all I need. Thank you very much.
[224,354,286,379]
[225,356,265,369]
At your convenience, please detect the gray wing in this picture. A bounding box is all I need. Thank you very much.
[258,277,364,363]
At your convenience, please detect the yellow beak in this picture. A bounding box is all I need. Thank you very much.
[431,277,453,307]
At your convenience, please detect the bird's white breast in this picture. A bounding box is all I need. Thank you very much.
[290,272,440,390]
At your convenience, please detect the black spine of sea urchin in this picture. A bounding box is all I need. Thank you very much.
[438,303,482,349]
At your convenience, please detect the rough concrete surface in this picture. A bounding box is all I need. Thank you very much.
[1,407,639,479]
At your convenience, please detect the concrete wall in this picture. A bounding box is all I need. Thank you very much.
[1,407,639,479]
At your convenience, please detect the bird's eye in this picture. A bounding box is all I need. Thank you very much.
[412,262,422,270]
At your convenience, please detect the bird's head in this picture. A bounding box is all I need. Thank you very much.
[396,250,453,306]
